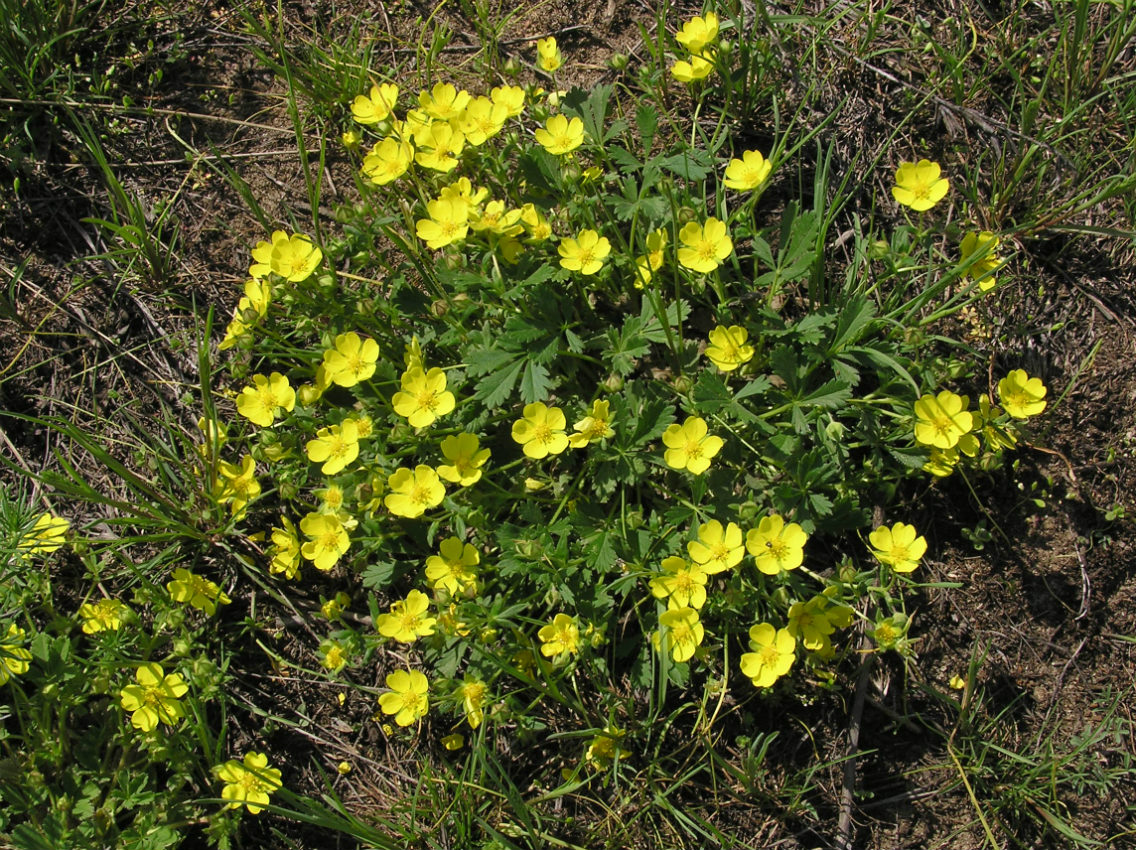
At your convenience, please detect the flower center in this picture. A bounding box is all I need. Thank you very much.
[684,439,704,459]
[410,484,432,505]
[415,389,438,410]
[697,239,717,262]
[760,644,781,666]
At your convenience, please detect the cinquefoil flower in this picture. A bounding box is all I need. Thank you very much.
[379,669,430,726]
[656,606,704,663]
[535,36,563,72]
[217,752,282,815]
[78,598,130,634]
[662,416,724,474]
[687,519,744,574]
[119,662,189,731]
[534,114,584,155]
[677,217,732,273]
[437,432,490,486]
[167,569,231,615]
[649,556,709,610]
[704,325,754,372]
[558,229,611,275]
[377,589,437,643]
[998,369,1047,419]
[675,12,719,52]
[249,231,322,282]
[299,512,351,571]
[236,372,295,428]
[538,613,580,659]
[960,231,1001,292]
[351,82,399,124]
[913,390,973,449]
[385,466,445,518]
[392,367,455,428]
[425,537,479,595]
[892,159,949,212]
[723,149,772,191]
[322,331,378,388]
[512,403,569,459]
[869,522,928,573]
[746,514,808,575]
[740,623,795,687]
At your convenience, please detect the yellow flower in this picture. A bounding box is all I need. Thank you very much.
[416,197,470,249]
[351,82,399,124]
[998,369,1047,419]
[662,416,724,474]
[305,419,360,476]
[425,537,479,595]
[413,120,466,172]
[512,402,570,459]
[392,367,456,428]
[439,176,488,208]
[723,149,772,191]
[418,83,471,120]
[559,229,611,275]
[649,556,709,610]
[315,483,346,513]
[645,228,667,269]
[379,669,430,726]
[167,568,231,615]
[217,752,282,814]
[19,512,69,555]
[215,454,261,519]
[269,518,301,580]
[686,519,744,574]
[320,641,349,672]
[235,372,295,428]
[119,662,189,731]
[341,129,361,149]
[871,614,908,651]
[869,522,928,573]
[913,390,974,449]
[535,36,563,72]
[585,725,628,769]
[949,674,967,690]
[460,678,489,729]
[220,279,272,350]
[539,613,580,659]
[437,432,490,486]
[362,137,414,185]
[249,230,322,282]
[745,514,808,575]
[633,256,653,288]
[704,325,754,372]
[960,231,1001,292]
[490,84,526,117]
[385,466,446,518]
[786,597,835,652]
[676,217,732,273]
[320,591,350,621]
[891,159,949,212]
[923,446,960,477]
[675,12,719,53]
[569,399,615,448]
[459,96,508,146]
[322,331,379,388]
[377,589,437,643]
[520,203,553,242]
[299,511,351,571]
[534,114,585,155]
[739,623,796,687]
[470,200,523,236]
[78,598,130,634]
[0,624,32,685]
[656,606,704,663]
[671,51,716,83]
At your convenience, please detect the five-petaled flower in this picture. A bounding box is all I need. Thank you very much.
[363,138,414,185]
[167,568,231,615]
[558,229,611,275]
[746,514,808,575]
[649,556,709,610]
[217,752,282,814]
[538,613,580,659]
[379,669,431,726]
[687,519,745,574]
[869,522,928,573]
[891,159,949,212]
[392,367,456,428]
[249,231,322,282]
[377,589,438,643]
[19,512,69,555]
[960,231,1002,292]
[723,149,772,191]
[119,662,189,731]
[305,420,361,476]
[461,678,489,728]
[656,606,704,663]
[662,416,724,474]
[677,217,733,273]
[704,325,754,372]
[671,51,716,83]
[998,369,1047,419]
[425,537,479,595]
[437,432,490,486]
[534,114,585,155]
[236,372,295,428]
[351,82,399,124]
[78,598,130,634]
[0,624,32,685]
[675,12,719,52]
[418,82,471,120]
[535,36,563,72]
[913,390,974,449]
[322,331,379,388]
[299,511,351,571]
[569,399,615,448]
[385,466,446,518]
[512,402,570,459]
[739,623,796,687]
[416,197,470,249]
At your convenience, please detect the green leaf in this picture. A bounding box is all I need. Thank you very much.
[467,347,514,376]
[361,561,395,590]
[635,104,657,150]
[520,360,551,404]
[473,359,524,407]
[797,378,853,409]
[658,150,712,180]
